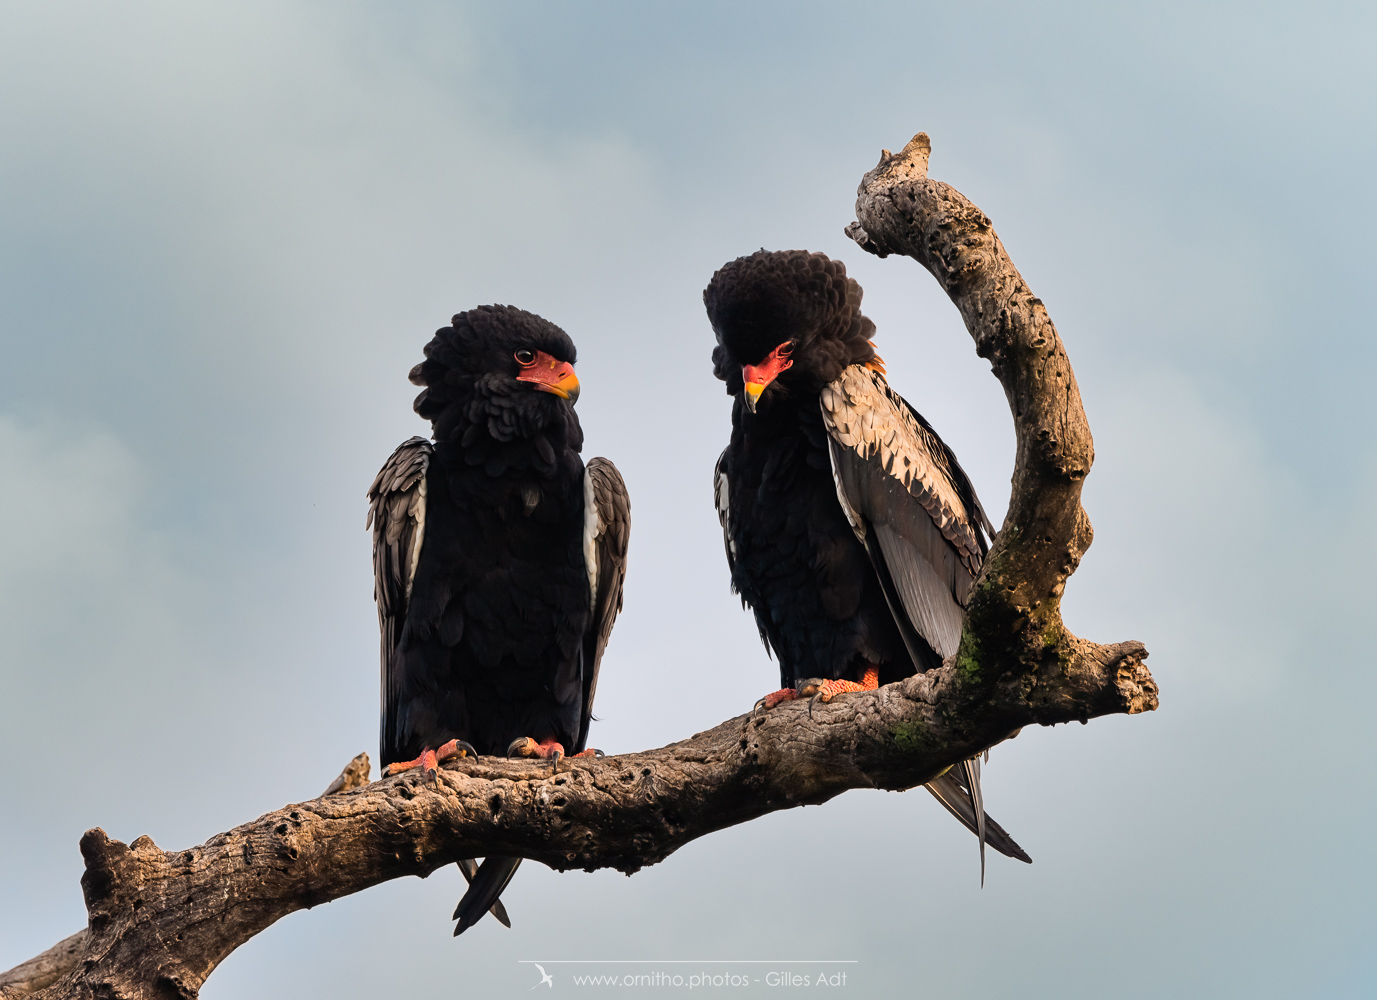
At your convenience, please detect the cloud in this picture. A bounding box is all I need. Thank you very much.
[0,416,189,694]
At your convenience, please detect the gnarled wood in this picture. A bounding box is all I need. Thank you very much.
[846,131,1153,729]
[3,131,1155,1000]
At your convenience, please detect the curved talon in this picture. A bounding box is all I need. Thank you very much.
[437,739,478,763]
[506,736,569,773]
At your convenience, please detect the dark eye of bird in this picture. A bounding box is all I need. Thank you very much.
[778,341,795,357]
[514,349,535,365]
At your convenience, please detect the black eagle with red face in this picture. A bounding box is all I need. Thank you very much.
[368,305,629,934]
[705,250,1029,875]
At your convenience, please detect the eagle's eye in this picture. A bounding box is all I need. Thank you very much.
[514,349,536,366]
[777,341,796,358]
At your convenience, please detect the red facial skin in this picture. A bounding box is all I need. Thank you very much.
[741,341,794,411]
[515,350,580,401]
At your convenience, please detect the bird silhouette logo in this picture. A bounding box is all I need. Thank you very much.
[530,963,554,989]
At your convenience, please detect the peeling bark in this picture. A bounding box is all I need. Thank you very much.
[2,131,1155,1000]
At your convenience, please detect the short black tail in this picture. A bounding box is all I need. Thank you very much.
[455,858,513,928]
[452,856,522,936]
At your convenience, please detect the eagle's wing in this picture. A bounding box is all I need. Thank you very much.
[577,456,631,750]
[820,365,987,665]
[821,365,1029,874]
[366,435,432,766]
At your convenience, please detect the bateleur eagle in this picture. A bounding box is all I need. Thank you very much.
[704,250,1029,878]
[368,305,630,935]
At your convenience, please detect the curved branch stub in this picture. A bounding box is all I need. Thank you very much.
[846,130,1154,715]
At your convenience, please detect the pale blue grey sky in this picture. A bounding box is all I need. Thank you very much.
[1,2,1374,997]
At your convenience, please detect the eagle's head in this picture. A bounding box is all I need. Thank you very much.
[407,305,586,466]
[704,250,878,413]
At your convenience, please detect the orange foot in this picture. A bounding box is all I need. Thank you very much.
[507,737,604,773]
[797,665,880,704]
[387,739,478,781]
[758,666,880,715]
[758,688,799,710]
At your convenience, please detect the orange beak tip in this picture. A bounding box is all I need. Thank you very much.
[743,382,763,413]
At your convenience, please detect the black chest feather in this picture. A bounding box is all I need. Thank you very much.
[388,412,592,760]
[723,398,913,686]
[412,446,590,660]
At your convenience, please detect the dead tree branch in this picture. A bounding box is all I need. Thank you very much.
[2,131,1155,1000]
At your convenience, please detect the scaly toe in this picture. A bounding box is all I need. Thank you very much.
[387,746,441,778]
[759,688,799,711]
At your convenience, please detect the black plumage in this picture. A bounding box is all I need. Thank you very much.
[368,305,630,934]
[705,250,1028,875]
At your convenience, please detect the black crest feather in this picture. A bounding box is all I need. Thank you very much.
[704,250,875,393]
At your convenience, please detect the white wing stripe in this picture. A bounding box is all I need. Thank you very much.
[583,467,601,606]
[405,476,426,605]
[715,470,737,558]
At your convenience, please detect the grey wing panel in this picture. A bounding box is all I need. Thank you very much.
[579,456,631,749]
[872,523,965,660]
[822,366,985,662]
[366,436,432,762]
